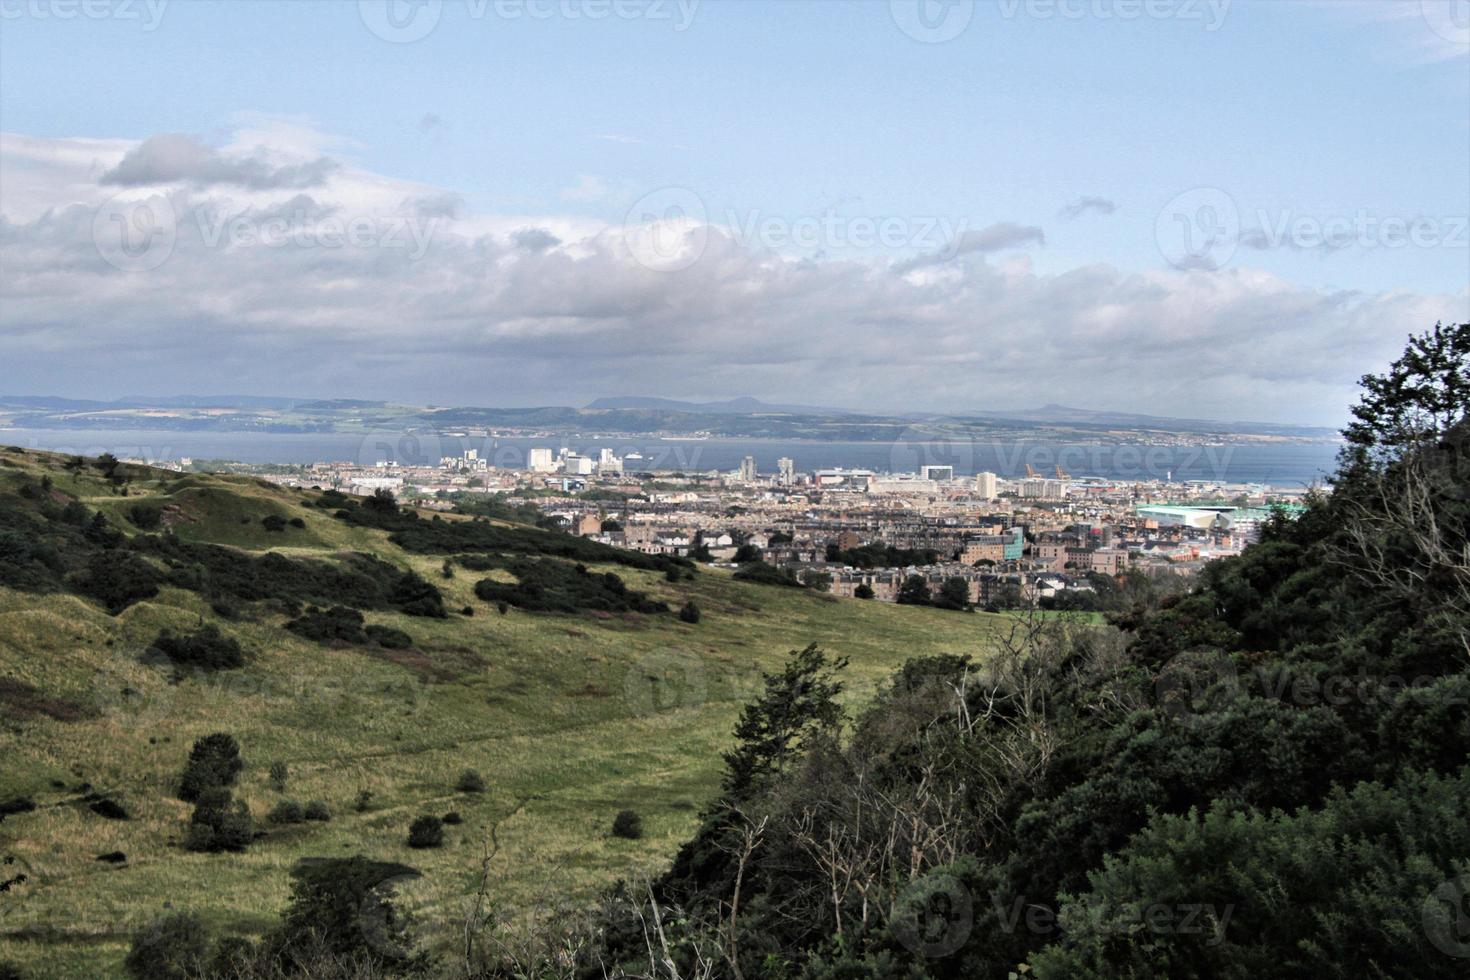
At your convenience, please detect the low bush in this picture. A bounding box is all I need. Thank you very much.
[303,800,331,822]
[456,769,486,793]
[611,809,643,840]
[268,799,305,825]
[679,601,701,624]
[732,561,805,588]
[147,625,244,671]
[442,811,463,825]
[407,815,444,849]
[184,788,252,853]
[474,559,669,615]
[124,911,209,980]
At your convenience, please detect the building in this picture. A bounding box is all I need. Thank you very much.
[920,465,955,482]
[739,456,758,482]
[527,447,555,473]
[975,471,999,500]
[598,449,623,476]
[777,457,795,485]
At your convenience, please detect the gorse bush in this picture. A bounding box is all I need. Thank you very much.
[184,788,252,853]
[267,799,305,825]
[177,733,242,802]
[407,816,443,849]
[147,625,244,671]
[455,769,486,793]
[611,810,643,840]
[473,559,669,614]
[123,911,209,980]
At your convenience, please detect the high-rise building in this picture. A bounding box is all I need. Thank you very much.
[777,457,795,485]
[975,471,999,500]
[920,464,955,482]
[739,456,758,481]
[598,448,623,475]
[527,447,555,472]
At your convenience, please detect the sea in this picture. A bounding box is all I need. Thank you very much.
[0,427,1343,489]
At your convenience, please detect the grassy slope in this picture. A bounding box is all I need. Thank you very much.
[0,450,1007,977]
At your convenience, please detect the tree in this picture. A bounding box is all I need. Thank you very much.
[178,733,243,802]
[733,543,764,564]
[611,809,643,839]
[896,574,932,606]
[1342,321,1470,469]
[934,576,972,611]
[184,788,253,852]
[679,600,701,624]
[854,582,875,600]
[722,644,847,799]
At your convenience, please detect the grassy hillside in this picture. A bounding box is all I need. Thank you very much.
[0,448,1006,978]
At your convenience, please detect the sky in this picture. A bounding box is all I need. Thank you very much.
[1,0,1467,426]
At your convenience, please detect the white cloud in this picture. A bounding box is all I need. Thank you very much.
[1,125,1465,425]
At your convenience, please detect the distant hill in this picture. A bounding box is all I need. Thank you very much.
[586,396,858,416]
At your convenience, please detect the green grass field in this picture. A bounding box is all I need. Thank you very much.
[0,453,1008,977]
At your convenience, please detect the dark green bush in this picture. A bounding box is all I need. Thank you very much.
[407,815,444,849]
[261,514,287,532]
[732,561,804,588]
[455,769,486,793]
[177,733,242,802]
[184,788,252,853]
[123,911,209,980]
[611,809,643,840]
[303,801,331,822]
[473,559,669,614]
[147,625,244,671]
[268,799,305,825]
[365,624,413,649]
[679,601,701,624]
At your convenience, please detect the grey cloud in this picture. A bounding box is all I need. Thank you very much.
[894,222,1045,273]
[411,193,463,220]
[101,134,340,190]
[512,227,562,252]
[2,182,1463,426]
[1059,196,1118,220]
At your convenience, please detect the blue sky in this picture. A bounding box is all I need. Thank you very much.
[1,1,1466,423]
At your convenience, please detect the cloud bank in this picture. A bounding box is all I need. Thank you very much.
[1,123,1464,426]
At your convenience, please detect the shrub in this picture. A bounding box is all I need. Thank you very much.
[442,811,463,825]
[124,911,209,980]
[285,605,367,645]
[148,626,245,671]
[185,788,253,852]
[303,800,331,822]
[407,815,444,848]
[75,551,161,614]
[288,517,306,529]
[473,559,669,615]
[268,761,288,792]
[679,601,701,624]
[178,733,242,802]
[262,857,423,971]
[261,514,287,532]
[733,561,804,588]
[127,503,163,530]
[365,624,413,649]
[354,790,374,812]
[611,809,643,840]
[854,583,875,599]
[268,799,306,825]
[456,769,486,793]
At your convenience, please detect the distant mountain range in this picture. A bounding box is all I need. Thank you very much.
[0,393,1339,442]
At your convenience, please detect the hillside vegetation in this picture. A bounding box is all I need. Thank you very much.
[0,448,1012,978]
